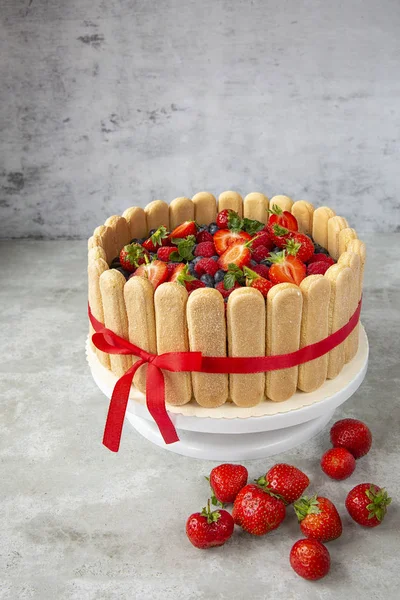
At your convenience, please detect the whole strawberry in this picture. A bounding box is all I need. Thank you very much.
[258,464,310,505]
[209,463,248,505]
[290,539,330,581]
[119,243,149,272]
[243,266,274,298]
[232,484,286,536]
[321,447,356,480]
[294,495,342,542]
[186,499,234,549]
[216,208,238,229]
[330,418,372,459]
[345,483,391,527]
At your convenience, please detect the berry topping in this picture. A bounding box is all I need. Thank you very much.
[243,266,274,298]
[267,223,292,248]
[119,243,149,272]
[284,232,315,263]
[307,253,335,265]
[133,259,168,290]
[215,280,240,299]
[216,209,235,229]
[157,246,178,262]
[268,251,306,286]
[142,226,169,252]
[252,245,271,263]
[268,204,298,231]
[208,222,219,235]
[213,229,252,256]
[194,257,219,277]
[200,274,215,287]
[251,230,274,250]
[194,241,217,258]
[307,261,331,276]
[251,264,269,279]
[169,220,197,239]
[217,240,252,271]
[214,269,226,284]
[196,229,214,244]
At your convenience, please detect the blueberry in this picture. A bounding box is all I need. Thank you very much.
[214,269,225,284]
[272,246,280,253]
[208,222,218,235]
[188,261,197,276]
[149,252,157,260]
[197,225,207,232]
[200,274,215,288]
[313,242,330,255]
[129,238,139,244]
[110,256,121,266]
[193,256,202,265]
[113,266,131,280]
[250,260,257,267]
[211,255,219,262]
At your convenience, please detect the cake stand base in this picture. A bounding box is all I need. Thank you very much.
[126,409,335,460]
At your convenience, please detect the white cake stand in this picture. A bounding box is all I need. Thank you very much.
[87,326,368,460]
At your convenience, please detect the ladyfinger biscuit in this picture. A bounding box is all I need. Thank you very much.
[243,192,269,224]
[338,228,358,256]
[327,216,349,261]
[122,206,147,240]
[218,191,243,217]
[187,288,228,407]
[169,197,194,231]
[191,192,217,225]
[124,276,157,394]
[88,257,111,370]
[154,282,192,406]
[291,201,315,235]
[227,288,266,407]
[269,195,293,214]
[312,207,336,250]
[266,283,303,402]
[88,246,107,263]
[104,215,131,259]
[324,264,352,379]
[347,239,366,299]
[298,275,331,392]
[144,200,170,231]
[93,225,114,264]
[99,270,132,377]
[338,252,361,363]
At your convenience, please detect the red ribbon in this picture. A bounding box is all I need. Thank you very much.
[89,298,362,452]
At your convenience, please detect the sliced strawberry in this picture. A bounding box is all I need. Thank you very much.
[267,223,291,248]
[157,246,178,262]
[268,205,298,231]
[243,266,274,298]
[284,233,315,263]
[142,226,169,252]
[134,260,168,289]
[217,240,252,271]
[119,243,149,272]
[268,251,306,286]
[169,263,204,293]
[308,253,335,266]
[213,229,252,256]
[169,220,197,239]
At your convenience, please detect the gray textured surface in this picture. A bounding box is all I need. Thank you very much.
[1,0,400,239]
[1,235,399,600]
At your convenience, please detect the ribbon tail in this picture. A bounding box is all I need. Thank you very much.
[103,360,144,452]
[146,364,179,445]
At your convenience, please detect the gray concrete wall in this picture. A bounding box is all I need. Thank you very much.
[1,0,399,239]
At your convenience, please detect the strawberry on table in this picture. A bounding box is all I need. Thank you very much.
[284,233,315,263]
[259,464,310,505]
[268,204,298,231]
[232,483,286,536]
[213,229,251,256]
[208,463,248,505]
[186,499,234,549]
[169,220,197,239]
[268,250,306,286]
[320,447,356,480]
[119,243,149,272]
[142,225,169,252]
[294,495,342,542]
[330,419,372,459]
[243,266,274,298]
[290,539,330,581]
[133,259,168,290]
[217,240,252,270]
[345,483,391,527]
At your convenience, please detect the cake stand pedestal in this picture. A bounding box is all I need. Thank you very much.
[87,326,368,461]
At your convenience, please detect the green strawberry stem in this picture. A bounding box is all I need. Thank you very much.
[267,204,283,215]
[254,476,285,500]
[267,250,287,264]
[293,495,321,521]
[272,223,289,236]
[365,486,392,521]
[200,499,221,524]
[284,238,301,257]
[243,266,259,284]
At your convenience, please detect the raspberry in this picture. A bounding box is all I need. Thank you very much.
[166,262,177,278]
[307,253,335,266]
[251,264,269,279]
[195,258,219,277]
[251,231,274,250]
[307,261,330,276]
[186,279,206,293]
[215,281,241,299]
[157,246,177,262]
[194,241,216,257]
[196,230,213,244]
[252,246,270,263]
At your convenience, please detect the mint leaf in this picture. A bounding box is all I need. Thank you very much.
[171,235,196,262]
[242,218,264,235]
[168,251,181,262]
[224,271,236,290]
[224,264,245,289]
[227,212,244,232]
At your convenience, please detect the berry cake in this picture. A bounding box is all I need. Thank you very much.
[88,192,365,407]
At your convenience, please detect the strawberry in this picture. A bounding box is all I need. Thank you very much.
[194,258,219,277]
[215,280,241,299]
[259,464,310,505]
[307,261,330,276]
[166,262,178,278]
[320,448,356,480]
[252,246,271,263]
[251,264,269,279]
[216,209,237,229]
[208,463,248,505]
[169,220,197,239]
[213,229,252,256]
[186,279,207,293]
[284,233,315,263]
[268,204,298,231]
[251,230,274,250]
[268,251,306,286]
[194,241,216,258]
[196,229,213,244]
[133,260,168,289]
[217,240,252,271]
[186,499,234,549]
[119,243,149,272]
[142,226,169,252]
[330,418,372,459]
[243,266,274,298]
[232,484,286,536]
[294,496,342,542]
[308,253,335,266]
[290,539,330,581]
[345,483,391,527]
[157,246,178,262]
[267,223,292,248]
